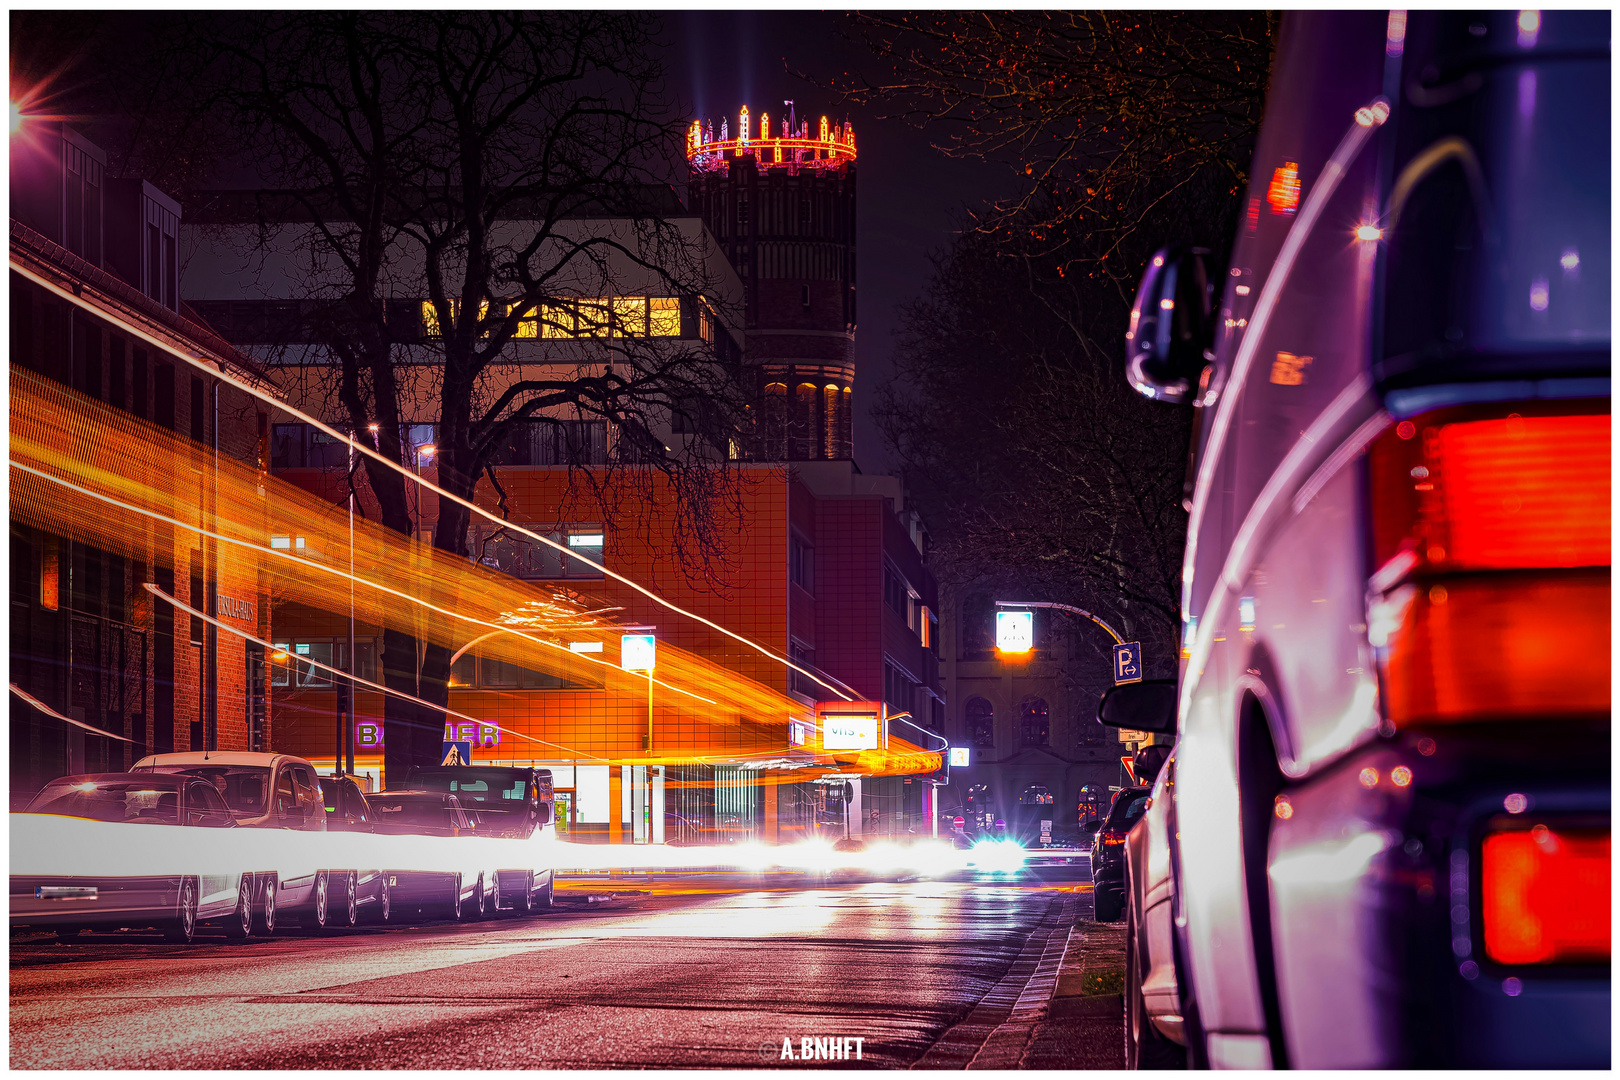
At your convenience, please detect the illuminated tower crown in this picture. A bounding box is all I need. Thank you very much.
[687,102,857,462]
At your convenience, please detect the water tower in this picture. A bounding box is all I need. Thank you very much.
[687,102,857,461]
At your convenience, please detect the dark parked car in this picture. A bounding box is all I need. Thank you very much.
[1090,788,1149,923]
[369,790,491,921]
[404,767,557,913]
[316,775,388,926]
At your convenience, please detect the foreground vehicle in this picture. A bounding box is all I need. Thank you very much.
[12,774,240,943]
[1110,9,1609,1068]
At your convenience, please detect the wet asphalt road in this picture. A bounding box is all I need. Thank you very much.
[11,866,1091,1069]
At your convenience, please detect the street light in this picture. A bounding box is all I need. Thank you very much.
[620,630,656,750]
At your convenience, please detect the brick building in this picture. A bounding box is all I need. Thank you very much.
[9,121,281,799]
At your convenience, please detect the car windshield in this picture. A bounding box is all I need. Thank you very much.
[370,797,446,828]
[27,780,185,824]
[143,765,270,815]
[411,771,528,810]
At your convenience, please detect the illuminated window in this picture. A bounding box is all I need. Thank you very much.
[420,298,490,337]
[650,297,681,337]
[576,299,611,338]
[540,303,575,338]
[509,302,539,339]
[613,296,648,336]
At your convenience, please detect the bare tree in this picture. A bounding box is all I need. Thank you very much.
[833,11,1274,288]
[878,225,1190,671]
[165,11,748,777]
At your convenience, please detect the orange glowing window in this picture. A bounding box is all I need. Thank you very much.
[40,537,59,611]
[1370,408,1611,576]
[1482,826,1610,965]
[1266,162,1300,215]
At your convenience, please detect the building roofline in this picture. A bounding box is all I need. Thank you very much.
[10,219,282,396]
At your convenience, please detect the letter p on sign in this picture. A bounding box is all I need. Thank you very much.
[1113,641,1143,685]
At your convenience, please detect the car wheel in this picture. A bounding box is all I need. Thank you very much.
[256,874,278,936]
[1127,897,1185,1069]
[534,874,554,911]
[490,873,504,915]
[447,874,463,921]
[305,871,329,931]
[375,876,392,924]
[1094,884,1123,923]
[516,872,534,916]
[225,874,254,940]
[341,872,359,928]
[164,877,200,944]
[472,874,486,919]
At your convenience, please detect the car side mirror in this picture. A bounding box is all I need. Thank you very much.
[1098,679,1178,735]
[1125,246,1214,403]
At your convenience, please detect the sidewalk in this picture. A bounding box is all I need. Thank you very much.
[910,885,1127,1070]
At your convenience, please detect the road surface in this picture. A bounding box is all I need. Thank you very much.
[12,866,1096,1069]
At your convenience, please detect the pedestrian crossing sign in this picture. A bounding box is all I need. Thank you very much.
[441,741,472,766]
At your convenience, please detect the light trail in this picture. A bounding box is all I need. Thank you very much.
[142,583,610,763]
[12,456,717,707]
[9,256,853,702]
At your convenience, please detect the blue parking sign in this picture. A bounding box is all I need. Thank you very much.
[1113,641,1143,685]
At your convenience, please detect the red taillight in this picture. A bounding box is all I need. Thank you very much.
[1482,826,1610,965]
[1101,830,1126,846]
[1369,403,1611,726]
[1381,571,1609,725]
[1370,406,1610,576]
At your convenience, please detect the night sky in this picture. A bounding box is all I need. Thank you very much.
[668,12,1007,478]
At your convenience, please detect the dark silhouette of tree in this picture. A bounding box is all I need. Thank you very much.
[125,11,748,778]
[878,226,1190,670]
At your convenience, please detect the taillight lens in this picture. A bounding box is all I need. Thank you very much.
[1482,825,1610,965]
[1369,406,1609,577]
[1101,830,1126,846]
[1380,571,1609,724]
[1369,403,1611,726]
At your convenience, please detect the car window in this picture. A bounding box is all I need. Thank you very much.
[147,765,270,814]
[292,767,320,815]
[28,781,184,823]
[1111,794,1150,828]
[185,782,235,826]
[344,784,368,823]
[275,770,298,816]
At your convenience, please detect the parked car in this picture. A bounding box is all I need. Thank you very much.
[1090,788,1149,923]
[368,790,492,921]
[316,775,389,926]
[1108,9,1609,1069]
[131,752,356,933]
[405,766,557,913]
[12,773,250,944]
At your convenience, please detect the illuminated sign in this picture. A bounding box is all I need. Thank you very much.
[949,747,970,767]
[788,718,814,747]
[996,610,1033,653]
[356,721,383,750]
[569,641,603,653]
[621,634,656,672]
[818,701,882,751]
[1112,641,1142,685]
[443,721,500,748]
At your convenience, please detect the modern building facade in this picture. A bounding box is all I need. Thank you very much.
[178,141,946,842]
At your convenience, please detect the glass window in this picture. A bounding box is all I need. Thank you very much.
[967,697,995,749]
[295,642,334,687]
[1020,699,1050,747]
[540,302,575,338]
[270,643,291,687]
[274,770,298,816]
[27,779,184,823]
[789,533,814,593]
[449,653,475,688]
[649,297,681,337]
[479,656,520,688]
[145,765,271,815]
[612,297,647,336]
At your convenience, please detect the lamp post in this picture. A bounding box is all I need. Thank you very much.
[619,629,656,751]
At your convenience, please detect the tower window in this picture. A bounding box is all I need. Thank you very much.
[801,284,811,310]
